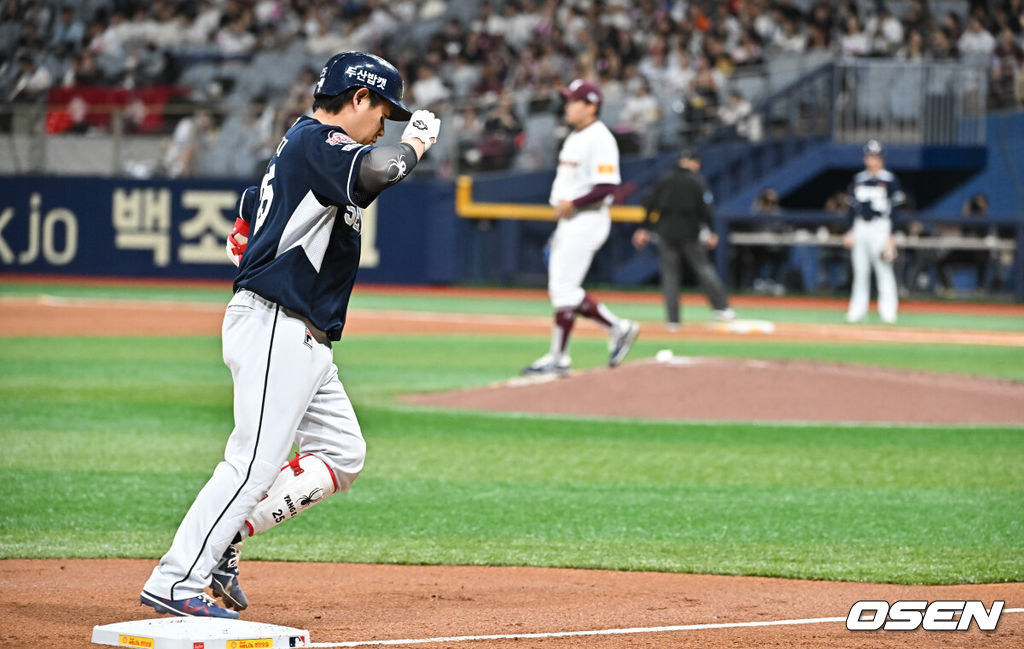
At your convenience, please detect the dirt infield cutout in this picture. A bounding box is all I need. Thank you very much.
[402,356,1024,426]
[2,560,1021,649]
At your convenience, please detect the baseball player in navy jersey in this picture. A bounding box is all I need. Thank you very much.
[139,51,440,619]
[844,140,905,324]
[522,79,639,376]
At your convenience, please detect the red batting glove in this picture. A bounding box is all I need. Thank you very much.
[226,217,250,266]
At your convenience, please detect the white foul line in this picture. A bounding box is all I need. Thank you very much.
[304,611,1022,647]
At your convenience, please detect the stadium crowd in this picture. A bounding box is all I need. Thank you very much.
[1,0,1023,176]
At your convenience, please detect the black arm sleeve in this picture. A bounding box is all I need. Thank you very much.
[641,178,665,228]
[355,143,419,196]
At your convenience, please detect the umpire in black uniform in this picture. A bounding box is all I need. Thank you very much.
[633,149,734,330]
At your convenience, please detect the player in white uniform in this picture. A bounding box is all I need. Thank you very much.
[522,79,639,375]
[843,140,905,324]
[139,52,440,619]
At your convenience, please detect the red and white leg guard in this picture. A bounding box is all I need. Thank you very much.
[245,453,339,537]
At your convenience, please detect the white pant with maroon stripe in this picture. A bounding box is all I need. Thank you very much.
[548,208,611,309]
[143,288,365,600]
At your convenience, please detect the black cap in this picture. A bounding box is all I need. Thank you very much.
[679,147,700,161]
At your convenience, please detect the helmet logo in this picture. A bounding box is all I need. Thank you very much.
[346,65,388,90]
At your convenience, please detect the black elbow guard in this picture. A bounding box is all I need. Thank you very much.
[357,143,419,194]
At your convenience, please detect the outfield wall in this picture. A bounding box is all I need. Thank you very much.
[0,176,459,284]
[1,146,1020,298]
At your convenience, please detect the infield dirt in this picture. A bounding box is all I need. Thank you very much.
[1,559,1021,648]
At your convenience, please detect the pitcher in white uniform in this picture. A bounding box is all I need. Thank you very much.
[522,79,639,376]
[843,140,906,324]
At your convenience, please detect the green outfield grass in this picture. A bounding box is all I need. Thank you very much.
[1,283,1022,584]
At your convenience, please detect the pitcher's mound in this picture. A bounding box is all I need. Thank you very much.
[400,357,1024,425]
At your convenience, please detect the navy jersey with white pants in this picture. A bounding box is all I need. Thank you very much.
[845,168,905,323]
[143,116,394,600]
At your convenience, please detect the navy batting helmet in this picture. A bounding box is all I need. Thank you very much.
[314,52,413,121]
[863,139,884,156]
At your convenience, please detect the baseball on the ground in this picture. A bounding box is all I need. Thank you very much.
[655,349,674,363]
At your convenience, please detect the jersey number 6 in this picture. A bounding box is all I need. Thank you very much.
[252,163,276,236]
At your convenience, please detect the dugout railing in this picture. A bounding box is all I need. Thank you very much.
[712,211,1023,302]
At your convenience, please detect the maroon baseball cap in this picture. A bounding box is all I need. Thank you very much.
[560,79,602,105]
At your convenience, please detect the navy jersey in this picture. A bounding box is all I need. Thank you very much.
[846,169,906,221]
[233,115,381,340]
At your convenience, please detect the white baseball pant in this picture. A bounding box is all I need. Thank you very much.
[144,288,365,600]
[847,217,898,323]
[548,208,611,309]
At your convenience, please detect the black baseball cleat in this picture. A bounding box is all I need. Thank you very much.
[211,536,248,611]
[608,320,639,367]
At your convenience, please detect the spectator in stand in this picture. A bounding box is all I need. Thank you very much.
[772,16,807,53]
[51,5,85,54]
[62,52,106,87]
[713,2,744,52]
[686,56,723,138]
[192,0,223,42]
[280,68,316,124]
[445,54,482,101]
[807,1,835,47]
[163,105,215,178]
[15,20,48,52]
[662,49,694,98]
[897,30,926,62]
[933,193,996,294]
[216,13,257,57]
[8,54,51,102]
[991,28,1024,108]
[747,187,790,296]
[959,15,997,62]
[477,92,523,171]
[12,0,1020,177]
[930,28,959,60]
[438,18,467,60]
[617,77,661,156]
[474,1,507,37]
[410,63,451,110]
[18,0,53,38]
[730,29,764,66]
[901,0,931,38]
[718,89,761,142]
[454,103,487,171]
[822,189,853,292]
[751,2,779,46]
[245,96,279,173]
[504,0,541,48]
[840,14,871,58]
[866,5,904,57]
[940,12,964,43]
[806,23,829,51]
